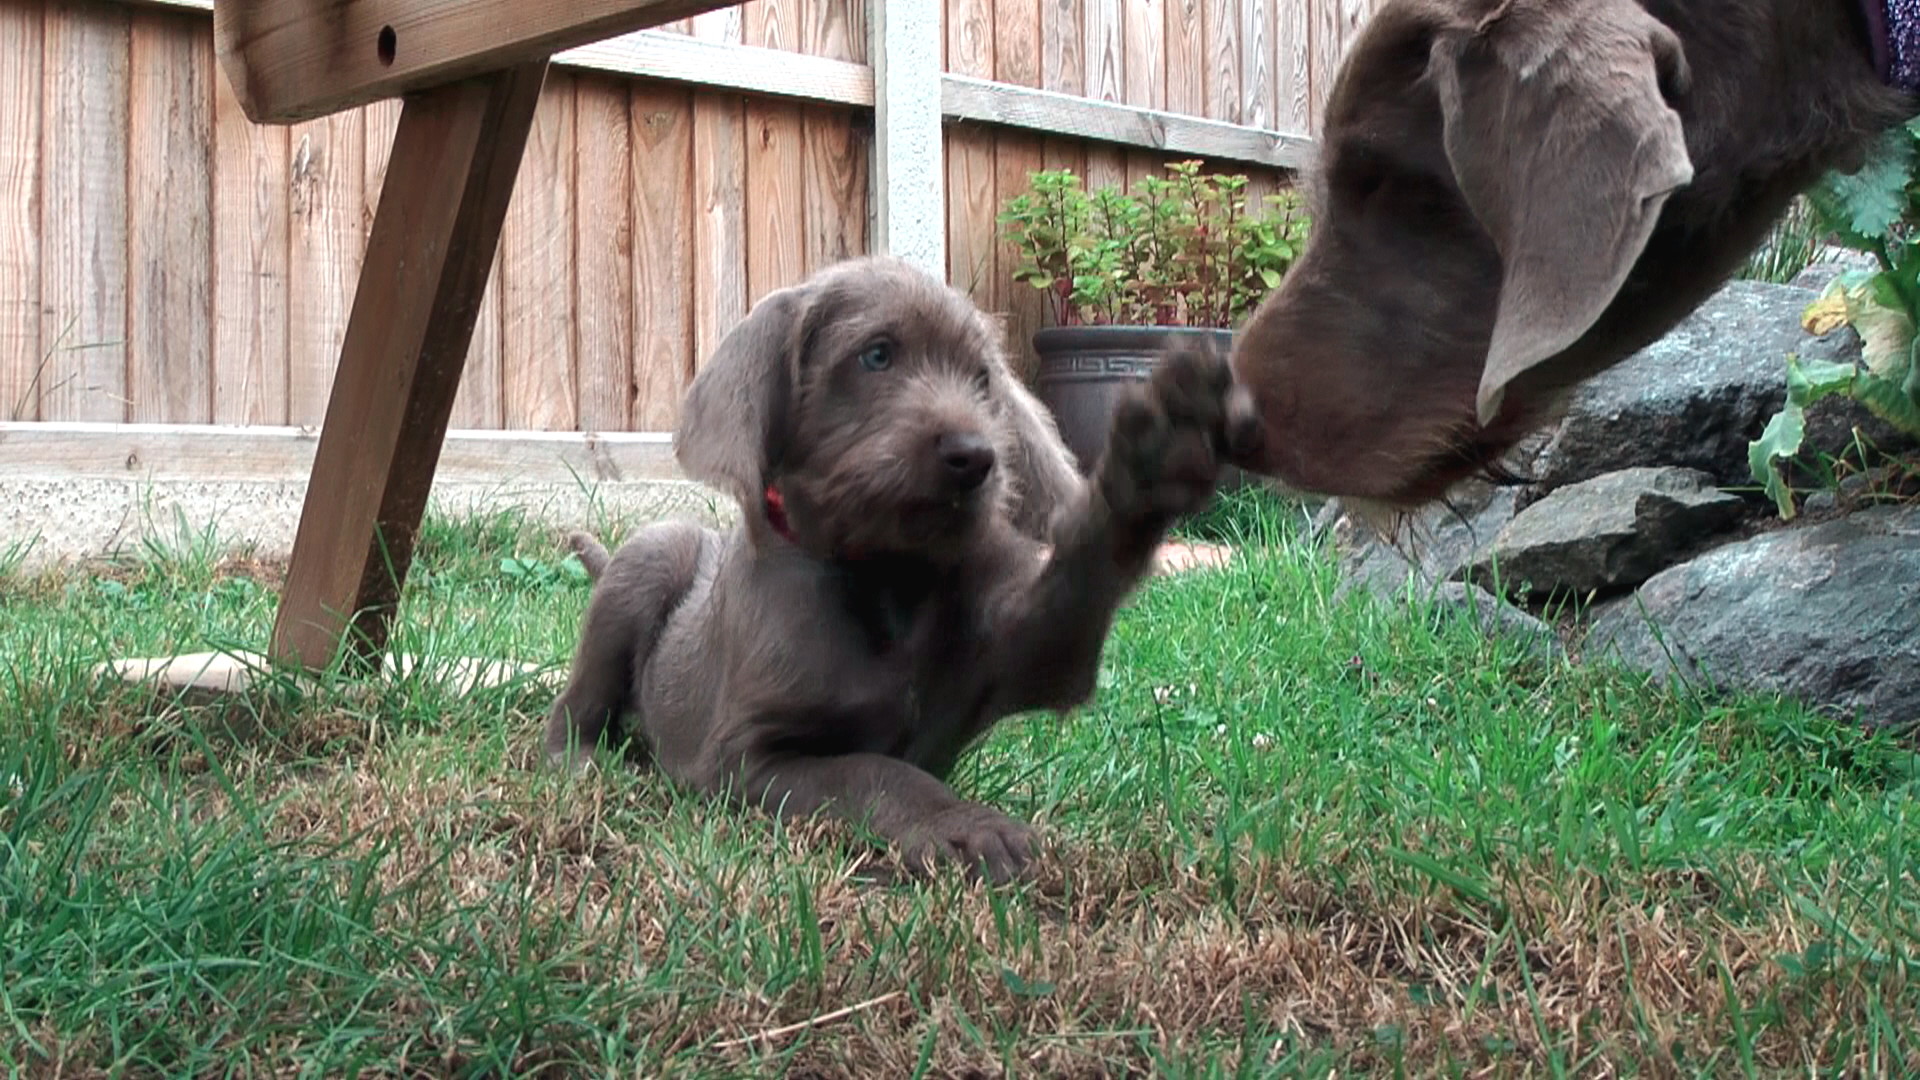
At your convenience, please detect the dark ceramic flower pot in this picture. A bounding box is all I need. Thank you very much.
[1032,324,1248,489]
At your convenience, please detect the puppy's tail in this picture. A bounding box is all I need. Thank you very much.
[566,530,612,580]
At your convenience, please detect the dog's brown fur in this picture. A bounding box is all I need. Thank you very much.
[544,256,1257,883]
[1227,0,1915,508]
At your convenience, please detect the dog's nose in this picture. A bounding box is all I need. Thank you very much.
[937,432,995,491]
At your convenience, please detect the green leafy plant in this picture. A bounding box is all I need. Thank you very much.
[1750,118,1920,517]
[997,160,1311,328]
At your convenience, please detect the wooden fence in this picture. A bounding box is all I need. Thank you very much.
[0,0,1375,434]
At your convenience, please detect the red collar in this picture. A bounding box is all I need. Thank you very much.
[763,485,797,543]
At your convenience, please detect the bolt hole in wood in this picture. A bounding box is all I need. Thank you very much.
[377,25,397,66]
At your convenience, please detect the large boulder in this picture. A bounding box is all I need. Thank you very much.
[1531,280,1910,489]
[1583,504,1920,736]
[1329,478,1522,599]
[1464,467,1747,598]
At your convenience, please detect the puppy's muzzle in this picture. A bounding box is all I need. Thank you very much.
[936,432,996,493]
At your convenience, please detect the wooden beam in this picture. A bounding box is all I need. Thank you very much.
[869,0,944,276]
[563,30,870,105]
[941,74,1315,169]
[212,0,740,124]
[269,61,548,672]
[0,422,681,483]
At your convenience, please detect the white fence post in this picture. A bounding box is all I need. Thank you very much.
[868,0,945,277]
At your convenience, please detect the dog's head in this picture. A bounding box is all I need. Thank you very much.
[1229,0,1695,508]
[675,256,1080,562]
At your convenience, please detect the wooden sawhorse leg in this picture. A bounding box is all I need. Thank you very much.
[269,60,549,671]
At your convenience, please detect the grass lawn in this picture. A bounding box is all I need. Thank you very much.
[1,489,1915,1077]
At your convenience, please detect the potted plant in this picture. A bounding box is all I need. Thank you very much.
[998,160,1311,475]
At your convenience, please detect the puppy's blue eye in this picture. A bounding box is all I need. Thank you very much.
[859,344,892,372]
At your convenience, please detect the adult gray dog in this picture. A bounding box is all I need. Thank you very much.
[1226,0,1916,508]
[544,256,1258,883]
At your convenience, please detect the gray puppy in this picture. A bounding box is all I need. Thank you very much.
[544,256,1256,882]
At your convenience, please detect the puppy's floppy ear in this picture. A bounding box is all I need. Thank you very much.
[999,369,1085,538]
[674,285,811,507]
[1430,0,1694,425]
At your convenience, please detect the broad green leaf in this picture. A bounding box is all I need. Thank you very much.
[1809,127,1915,245]
[1787,356,1862,405]
[1748,399,1808,519]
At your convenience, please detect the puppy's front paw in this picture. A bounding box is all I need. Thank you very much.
[899,802,1038,884]
[1098,346,1241,528]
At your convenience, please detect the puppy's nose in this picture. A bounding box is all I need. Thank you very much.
[937,432,995,491]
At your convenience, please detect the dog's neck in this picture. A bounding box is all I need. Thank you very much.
[1859,0,1920,92]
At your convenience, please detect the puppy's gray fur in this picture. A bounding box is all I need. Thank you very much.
[544,256,1256,882]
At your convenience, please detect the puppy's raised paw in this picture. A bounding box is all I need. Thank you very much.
[1098,347,1236,527]
[899,801,1039,885]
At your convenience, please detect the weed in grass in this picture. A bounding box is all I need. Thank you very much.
[0,499,1914,1075]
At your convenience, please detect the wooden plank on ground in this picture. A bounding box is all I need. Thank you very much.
[691,95,747,368]
[270,60,549,670]
[1240,0,1272,129]
[1275,0,1311,135]
[744,98,808,305]
[1200,0,1239,123]
[629,85,694,430]
[803,106,868,273]
[0,421,682,484]
[212,46,291,425]
[1164,0,1203,116]
[500,71,579,432]
[575,75,636,432]
[286,109,365,426]
[40,3,130,422]
[941,76,1311,169]
[0,1,41,421]
[1085,0,1123,102]
[1041,0,1085,95]
[212,0,744,124]
[1123,0,1164,109]
[128,11,214,425]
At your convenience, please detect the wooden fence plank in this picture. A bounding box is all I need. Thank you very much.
[127,11,214,424]
[1123,0,1163,109]
[691,95,746,369]
[450,261,504,428]
[942,77,1311,168]
[945,128,998,300]
[362,98,403,222]
[1200,0,1238,123]
[1085,142,1126,194]
[996,0,1040,87]
[286,109,364,427]
[1275,0,1311,135]
[1041,0,1084,95]
[995,133,1046,377]
[1085,0,1122,102]
[212,52,290,425]
[0,1,41,421]
[745,98,808,305]
[803,106,867,273]
[575,76,636,432]
[1310,0,1344,131]
[41,3,130,422]
[630,84,694,430]
[500,72,578,431]
[1239,0,1271,129]
[1164,0,1202,116]
[803,0,863,61]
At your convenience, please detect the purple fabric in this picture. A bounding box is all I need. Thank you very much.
[1868,0,1920,94]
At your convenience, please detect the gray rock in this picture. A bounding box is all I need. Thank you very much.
[1464,467,1747,598]
[1426,581,1565,661]
[1331,479,1521,600]
[1533,280,1912,488]
[1583,504,1920,736]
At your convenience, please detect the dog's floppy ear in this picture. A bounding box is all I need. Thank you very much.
[999,369,1085,538]
[674,285,811,506]
[1430,0,1694,425]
